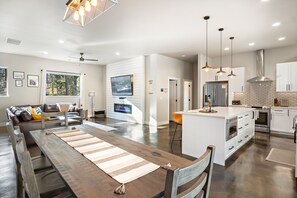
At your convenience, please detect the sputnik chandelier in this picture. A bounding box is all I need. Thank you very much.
[63,0,118,27]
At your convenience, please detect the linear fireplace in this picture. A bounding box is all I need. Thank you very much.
[114,103,132,114]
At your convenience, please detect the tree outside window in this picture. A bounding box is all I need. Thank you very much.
[0,67,8,96]
[46,72,80,96]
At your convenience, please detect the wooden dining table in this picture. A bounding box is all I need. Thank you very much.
[30,124,192,198]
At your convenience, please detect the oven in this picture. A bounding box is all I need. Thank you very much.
[252,107,271,133]
[226,117,238,141]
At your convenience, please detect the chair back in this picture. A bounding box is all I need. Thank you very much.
[15,135,40,198]
[164,145,215,198]
[7,122,26,162]
[41,112,68,129]
[172,113,182,125]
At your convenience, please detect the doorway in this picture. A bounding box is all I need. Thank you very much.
[183,80,192,111]
[169,79,178,121]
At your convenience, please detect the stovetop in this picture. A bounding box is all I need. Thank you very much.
[251,106,271,109]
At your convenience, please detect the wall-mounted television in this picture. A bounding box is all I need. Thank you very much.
[111,75,133,96]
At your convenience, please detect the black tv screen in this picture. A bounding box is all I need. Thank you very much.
[111,75,133,96]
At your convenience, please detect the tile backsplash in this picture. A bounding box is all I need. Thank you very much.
[234,81,297,107]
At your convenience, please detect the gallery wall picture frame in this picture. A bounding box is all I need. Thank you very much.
[27,75,39,87]
[13,71,25,79]
[15,80,23,87]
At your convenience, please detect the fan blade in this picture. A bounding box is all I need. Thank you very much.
[69,56,80,59]
[84,58,98,61]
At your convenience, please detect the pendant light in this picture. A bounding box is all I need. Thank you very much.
[216,28,226,76]
[202,16,212,72]
[228,37,236,78]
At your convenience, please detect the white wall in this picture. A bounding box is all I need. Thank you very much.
[146,54,193,126]
[0,52,105,121]
[106,56,146,124]
[211,44,297,80]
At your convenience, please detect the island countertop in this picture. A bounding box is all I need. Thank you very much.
[176,107,255,119]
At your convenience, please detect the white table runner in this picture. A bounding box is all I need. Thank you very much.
[54,129,160,184]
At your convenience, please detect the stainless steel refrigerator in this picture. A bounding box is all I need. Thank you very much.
[203,81,228,107]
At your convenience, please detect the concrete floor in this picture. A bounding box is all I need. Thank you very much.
[1,118,297,197]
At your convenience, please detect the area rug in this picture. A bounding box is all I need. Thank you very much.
[83,121,117,132]
[266,148,296,167]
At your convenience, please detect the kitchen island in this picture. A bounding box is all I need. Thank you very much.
[177,107,256,166]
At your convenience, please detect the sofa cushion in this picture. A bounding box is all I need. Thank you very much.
[44,104,60,112]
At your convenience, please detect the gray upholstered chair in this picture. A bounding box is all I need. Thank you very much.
[164,145,215,198]
[15,132,73,198]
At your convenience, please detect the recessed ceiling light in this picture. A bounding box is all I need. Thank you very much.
[278,37,286,41]
[249,42,255,46]
[261,0,270,2]
[58,40,65,44]
[272,22,281,27]
[181,55,186,57]
[43,51,49,55]
[224,47,230,51]
[115,52,120,56]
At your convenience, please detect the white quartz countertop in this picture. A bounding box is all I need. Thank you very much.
[176,107,255,119]
[271,106,297,110]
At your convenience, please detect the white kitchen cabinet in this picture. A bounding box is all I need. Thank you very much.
[229,67,246,93]
[271,108,297,134]
[290,62,297,91]
[276,62,297,92]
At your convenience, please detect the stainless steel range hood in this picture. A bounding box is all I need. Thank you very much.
[247,50,273,83]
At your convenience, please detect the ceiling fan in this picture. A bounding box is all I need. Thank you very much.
[70,52,98,62]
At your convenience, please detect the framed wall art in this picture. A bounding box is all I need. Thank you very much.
[15,80,23,87]
[13,71,25,79]
[27,75,39,87]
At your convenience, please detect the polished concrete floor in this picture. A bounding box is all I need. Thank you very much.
[1,118,297,198]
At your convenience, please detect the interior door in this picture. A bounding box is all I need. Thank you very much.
[169,80,178,121]
[183,81,192,111]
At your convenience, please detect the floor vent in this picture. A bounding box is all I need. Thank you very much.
[6,38,22,45]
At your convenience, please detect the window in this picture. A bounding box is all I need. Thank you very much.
[0,67,8,96]
[46,72,80,96]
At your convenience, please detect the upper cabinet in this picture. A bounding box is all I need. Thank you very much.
[203,67,245,93]
[229,67,246,93]
[276,62,297,92]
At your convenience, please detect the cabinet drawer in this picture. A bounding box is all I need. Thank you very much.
[236,133,245,149]
[225,138,236,159]
[271,109,289,115]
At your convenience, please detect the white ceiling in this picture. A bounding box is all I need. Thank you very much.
[0,0,296,64]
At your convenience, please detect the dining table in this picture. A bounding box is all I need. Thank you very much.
[30,124,192,198]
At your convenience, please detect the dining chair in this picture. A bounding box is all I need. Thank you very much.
[6,121,52,173]
[171,113,182,152]
[164,145,215,198]
[41,112,69,129]
[15,133,73,198]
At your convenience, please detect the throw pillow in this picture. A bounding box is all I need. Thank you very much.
[57,103,71,112]
[31,107,43,120]
[20,111,32,121]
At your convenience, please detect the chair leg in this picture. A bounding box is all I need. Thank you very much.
[171,124,178,152]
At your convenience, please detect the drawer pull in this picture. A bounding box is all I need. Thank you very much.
[238,127,243,130]
[229,146,234,151]
[245,114,249,117]
[245,135,249,138]
[245,124,249,126]
[238,116,243,119]
[238,140,243,143]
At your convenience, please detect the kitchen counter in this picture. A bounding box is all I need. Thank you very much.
[180,107,256,166]
[271,106,297,110]
[177,107,255,119]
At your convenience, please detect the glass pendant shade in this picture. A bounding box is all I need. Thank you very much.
[63,0,118,27]
[216,28,226,75]
[202,16,212,72]
[228,37,236,78]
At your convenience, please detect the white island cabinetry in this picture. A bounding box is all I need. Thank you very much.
[180,107,255,166]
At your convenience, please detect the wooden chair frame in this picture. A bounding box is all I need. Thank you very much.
[164,145,215,198]
[41,112,68,129]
